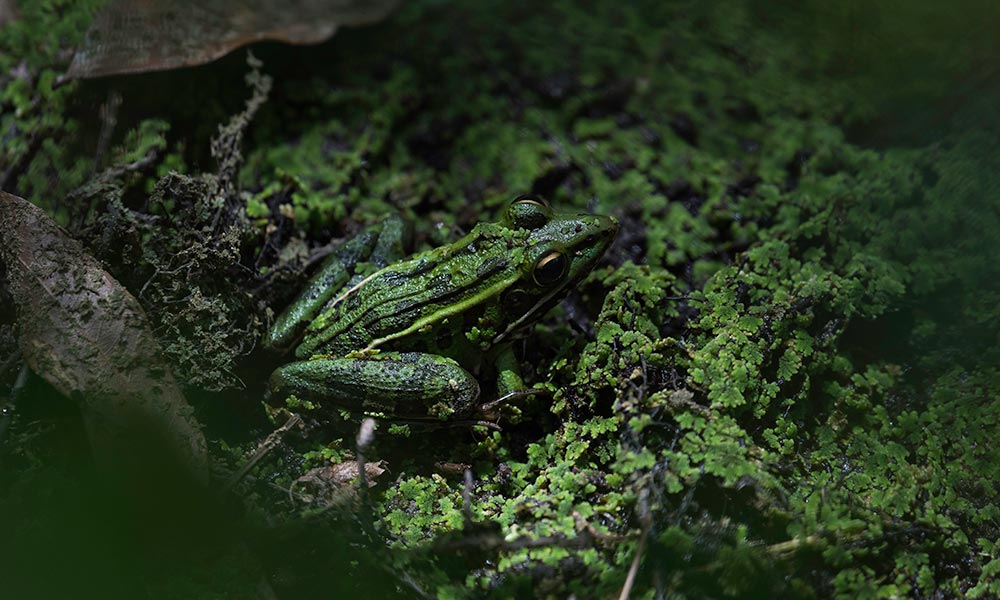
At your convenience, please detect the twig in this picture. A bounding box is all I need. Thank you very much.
[765,534,821,556]
[355,417,379,541]
[462,469,474,526]
[478,388,546,413]
[573,511,628,542]
[223,414,302,492]
[619,488,652,600]
[100,148,161,181]
[619,526,648,600]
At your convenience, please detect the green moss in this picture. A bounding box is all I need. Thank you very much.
[318,2,997,596]
[0,0,103,210]
[4,0,999,597]
[236,0,1000,595]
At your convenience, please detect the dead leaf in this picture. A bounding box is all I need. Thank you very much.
[434,461,471,477]
[0,191,208,483]
[291,460,388,507]
[65,0,400,80]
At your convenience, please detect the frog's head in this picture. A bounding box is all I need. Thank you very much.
[494,195,618,342]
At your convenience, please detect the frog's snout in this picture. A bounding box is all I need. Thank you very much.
[589,213,619,246]
[588,213,618,236]
[606,214,620,238]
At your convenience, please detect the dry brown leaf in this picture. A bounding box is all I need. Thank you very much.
[0,191,208,483]
[434,461,472,477]
[66,0,400,80]
[297,460,388,488]
[291,460,388,506]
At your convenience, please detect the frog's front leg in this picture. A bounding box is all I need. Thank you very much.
[479,343,544,416]
[269,352,479,420]
[265,216,410,351]
[493,343,526,398]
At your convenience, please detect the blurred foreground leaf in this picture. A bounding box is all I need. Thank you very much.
[65,0,401,79]
[0,191,208,483]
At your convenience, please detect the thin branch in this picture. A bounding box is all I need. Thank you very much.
[223,414,303,492]
[618,525,648,600]
[619,487,652,600]
[355,417,379,542]
[478,388,546,413]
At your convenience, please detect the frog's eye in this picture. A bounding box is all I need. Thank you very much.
[533,251,568,286]
[508,194,552,230]
[512,194,548,208]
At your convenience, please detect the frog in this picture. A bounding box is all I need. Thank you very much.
[265,195,618,423]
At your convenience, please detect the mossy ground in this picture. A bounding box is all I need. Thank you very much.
[2,1,999,598]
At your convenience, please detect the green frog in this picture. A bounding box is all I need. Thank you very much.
[266,196,617,421]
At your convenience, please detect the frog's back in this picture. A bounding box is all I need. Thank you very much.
[295,225,526,358]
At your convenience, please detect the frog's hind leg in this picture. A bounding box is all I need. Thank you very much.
[265,215,410,351]
[269,351,479,421]
[364,214,410,273]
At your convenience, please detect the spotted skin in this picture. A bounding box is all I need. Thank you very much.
[268,199,618,420]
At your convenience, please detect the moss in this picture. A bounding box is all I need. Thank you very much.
[0,0,104,209]
[3,0,999,597]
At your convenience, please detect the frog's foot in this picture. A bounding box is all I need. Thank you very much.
[269,352,480,421]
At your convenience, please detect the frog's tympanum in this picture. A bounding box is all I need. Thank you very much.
[266,196,617,421]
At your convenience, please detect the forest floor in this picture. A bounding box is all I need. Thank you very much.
[2,1,999,598]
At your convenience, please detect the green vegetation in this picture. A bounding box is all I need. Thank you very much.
[1,0,998,598]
